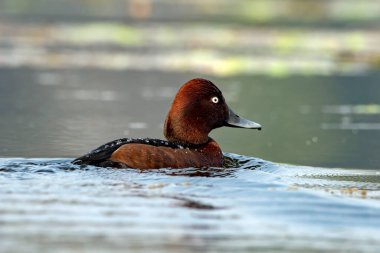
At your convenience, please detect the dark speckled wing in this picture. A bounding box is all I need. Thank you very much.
[72,138,193,166]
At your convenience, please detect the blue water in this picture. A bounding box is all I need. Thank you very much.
[1,154,380,253]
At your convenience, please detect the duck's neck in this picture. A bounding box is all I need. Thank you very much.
[164,113,210,145]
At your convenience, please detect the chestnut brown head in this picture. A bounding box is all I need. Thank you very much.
[164,78,261,145]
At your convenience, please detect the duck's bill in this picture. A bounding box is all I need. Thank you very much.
[225,108,262,130]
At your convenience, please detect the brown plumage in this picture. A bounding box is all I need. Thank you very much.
[72,78,261,169]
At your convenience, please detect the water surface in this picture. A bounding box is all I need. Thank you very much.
[1,155,380,253]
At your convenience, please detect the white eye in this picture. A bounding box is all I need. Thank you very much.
[211,96,219,103]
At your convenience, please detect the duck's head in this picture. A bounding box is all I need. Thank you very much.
[164,78,261,145]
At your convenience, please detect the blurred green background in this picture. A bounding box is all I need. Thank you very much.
[0,0,380,169]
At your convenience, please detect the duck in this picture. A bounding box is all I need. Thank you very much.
[72,78,261,169]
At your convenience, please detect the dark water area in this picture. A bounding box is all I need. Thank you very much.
[1,68,380,169]
[1,1,380,253]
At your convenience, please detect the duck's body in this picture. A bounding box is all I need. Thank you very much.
[73,78,261,169]
[73,137,223,169]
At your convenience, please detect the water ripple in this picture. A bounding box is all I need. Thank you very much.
[1,155,380,253]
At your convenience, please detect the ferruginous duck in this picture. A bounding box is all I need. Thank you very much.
[72,78,261,169]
